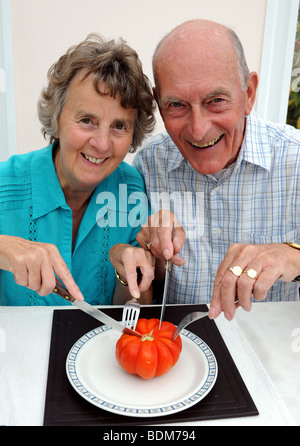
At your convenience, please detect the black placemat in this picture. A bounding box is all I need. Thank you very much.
[43,304,258,426]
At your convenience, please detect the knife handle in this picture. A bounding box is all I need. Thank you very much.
[53,279,75,303]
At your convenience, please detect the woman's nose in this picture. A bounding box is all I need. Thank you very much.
[89,126,111,151]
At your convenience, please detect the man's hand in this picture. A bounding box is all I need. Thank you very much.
[209,243,300,320]
[136,209,186,264]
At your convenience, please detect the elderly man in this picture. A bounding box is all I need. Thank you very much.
[129,19,300,320]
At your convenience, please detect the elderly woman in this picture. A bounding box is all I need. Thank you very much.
[0,33,156,306]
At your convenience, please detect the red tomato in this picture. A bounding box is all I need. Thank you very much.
[115,318,182,380]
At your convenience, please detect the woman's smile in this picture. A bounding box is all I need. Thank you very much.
[81,152,107,165]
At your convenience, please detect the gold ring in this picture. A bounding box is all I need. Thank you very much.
[228,266,243,277]
[244,269,258,280]
[146,242,151,251]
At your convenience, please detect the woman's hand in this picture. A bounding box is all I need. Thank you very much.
[0,235,84,300]
[109,243,155,302]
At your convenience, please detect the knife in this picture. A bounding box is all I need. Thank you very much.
[159,260,172,330]
[53,280,142,338]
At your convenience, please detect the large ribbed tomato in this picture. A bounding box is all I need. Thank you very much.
[115,318,182,380]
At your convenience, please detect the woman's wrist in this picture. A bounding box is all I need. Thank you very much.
[115,269,128,286]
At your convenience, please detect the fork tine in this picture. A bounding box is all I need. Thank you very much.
[122,300,140,330]
[129,308,139,330]
[122,308,128,326]
[125,308,133,328]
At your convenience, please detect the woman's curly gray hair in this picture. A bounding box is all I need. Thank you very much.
[38,33,156,151]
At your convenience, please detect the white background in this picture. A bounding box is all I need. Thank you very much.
[1,0,299,159]
[9,0,268,154]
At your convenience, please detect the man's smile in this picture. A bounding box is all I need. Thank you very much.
[188,134,224,149]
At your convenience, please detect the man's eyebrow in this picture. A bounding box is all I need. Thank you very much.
[160,96,185,106]
[160,89,231,106]
[204,88,231,99]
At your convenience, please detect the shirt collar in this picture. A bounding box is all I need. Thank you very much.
[236,109,272,172]
[165,137,187,172]
[31,145,69,219]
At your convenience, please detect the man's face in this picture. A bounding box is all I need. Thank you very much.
[154,39,257,175]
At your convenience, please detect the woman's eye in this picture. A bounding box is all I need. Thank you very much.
[80,117,93,125]
[114,122,127,131]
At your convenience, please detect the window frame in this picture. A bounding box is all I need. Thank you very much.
[256,0,300,124]
[0,0,17,161]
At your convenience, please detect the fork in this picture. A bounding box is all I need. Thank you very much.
[121,268,145,330]
[173,311,209,340]
[122,298,140,331]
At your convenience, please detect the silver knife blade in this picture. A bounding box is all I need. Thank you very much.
[159,260,171,330]
[53,281,142,338]
[72,300,142,337]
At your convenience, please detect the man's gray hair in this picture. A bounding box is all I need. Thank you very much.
[152,24,250,92]
[227,28,250,91]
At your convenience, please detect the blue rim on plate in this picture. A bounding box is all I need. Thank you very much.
[66,325,218,417]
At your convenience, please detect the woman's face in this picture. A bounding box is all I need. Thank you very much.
[55,71,136,197]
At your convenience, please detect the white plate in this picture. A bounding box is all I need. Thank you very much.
[66,325,218,418]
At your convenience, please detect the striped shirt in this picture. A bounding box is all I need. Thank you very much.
[133,110,300,304]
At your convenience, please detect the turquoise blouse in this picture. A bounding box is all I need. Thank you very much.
[0,145,148,306]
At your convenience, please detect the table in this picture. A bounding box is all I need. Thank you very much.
[0,302,299,426]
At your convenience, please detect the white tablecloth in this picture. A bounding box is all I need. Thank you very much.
[0,302,299,426]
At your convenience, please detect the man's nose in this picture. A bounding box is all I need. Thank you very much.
[188,107,212,141]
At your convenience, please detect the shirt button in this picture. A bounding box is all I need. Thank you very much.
[215,227,223,234]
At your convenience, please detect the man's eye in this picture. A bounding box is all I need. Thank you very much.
[170,102,183,108]
[212,98,224,103]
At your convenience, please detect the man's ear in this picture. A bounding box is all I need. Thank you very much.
[153,87,165,121]
[245,72,259,115]
[153,87,161,112]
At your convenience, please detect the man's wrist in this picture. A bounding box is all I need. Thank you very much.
[284,243,300,282]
